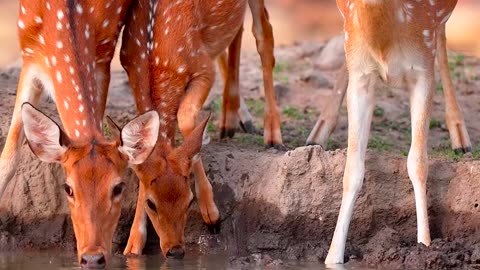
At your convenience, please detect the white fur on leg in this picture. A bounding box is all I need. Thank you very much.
[325,72,377,264]
[407,72,433,246]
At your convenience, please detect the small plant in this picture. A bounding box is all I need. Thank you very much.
[273,60,291,84]
[246,99,265,117]
[429,118,442,129]
[283,106,303,120]
[436,82,444,92]
[206,121,216,133]
[368,136,392,151]
[233,134,263,146]
[325,139,341,151]
[373,106,385,117]
[210,97,222,113]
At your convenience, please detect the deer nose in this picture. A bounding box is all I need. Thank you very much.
[80,253,106,268]
[166,246,185,259]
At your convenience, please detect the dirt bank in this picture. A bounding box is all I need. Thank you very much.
[0,43,479,269]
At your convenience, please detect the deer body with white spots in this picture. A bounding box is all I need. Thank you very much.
[0,1,161,268]
[120,0,279,259]
[325,0,470,265]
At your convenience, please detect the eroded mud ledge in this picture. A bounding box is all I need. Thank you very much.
[0,142,478,269]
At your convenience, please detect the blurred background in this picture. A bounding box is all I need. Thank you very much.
[0,0,479,67]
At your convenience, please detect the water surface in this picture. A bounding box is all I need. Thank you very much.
[0,251,374,270]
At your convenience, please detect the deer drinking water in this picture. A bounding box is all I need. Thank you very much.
[119,0,280,258]
[324,0,466,264]
[0,1,161,268]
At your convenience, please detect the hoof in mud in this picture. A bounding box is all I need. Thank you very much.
[239,120,256,134]
[206,220,221,234]
[454,147,472,155]
[220,128,236,139]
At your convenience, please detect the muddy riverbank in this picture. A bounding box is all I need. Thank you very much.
[0,42,479,269]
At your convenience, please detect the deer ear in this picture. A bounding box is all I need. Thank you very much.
[21,103,67,163]
[168,114,210,177]
[119,110,160,165]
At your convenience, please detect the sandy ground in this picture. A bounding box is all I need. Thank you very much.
[0,40,479,269]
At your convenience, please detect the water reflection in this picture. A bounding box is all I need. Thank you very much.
[0,251,375,269]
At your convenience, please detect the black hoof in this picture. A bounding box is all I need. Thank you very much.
[454,147,472,155]
[206,220,221,234]
[220,128,236,139]
[306,141,319,146]
[265,143,289,151]
[239,120,257,134]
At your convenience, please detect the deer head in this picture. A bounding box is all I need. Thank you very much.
[21,103,159,267]
[132,116,209,258]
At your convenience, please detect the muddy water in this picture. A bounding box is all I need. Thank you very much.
[0,251,374,270]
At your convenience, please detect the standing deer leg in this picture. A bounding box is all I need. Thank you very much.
[177,66,220,232]
[406,69,435,246]
[436,25,471,153]
[0,65,43,198]
[307,63,348,147]
[217,51,255,134]
[95,63,112,118]
[248,0,283,147]
[220,27,243,138]
[325,71,377,264]
[124,180,148,256]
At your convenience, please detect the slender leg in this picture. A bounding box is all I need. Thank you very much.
[220,27,243,138]
[406,69,434,246]
[436,25,471,153]
[0,64,43,199]
[95,63,111,118]
[248,0,283,146]
[177,67,220,231]
[124,180,148,255]
[307,63,348,146]
[325,71,377,264]
[217,52,255,134]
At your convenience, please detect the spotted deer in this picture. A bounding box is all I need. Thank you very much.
[119,0,279,258]
[0,1,161,268]
[324,0,467,264]
[307,4,471,155]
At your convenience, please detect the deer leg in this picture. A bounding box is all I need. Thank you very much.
[325,72,377,264]
[124,180,148,256]
[220,27,243,138]
[307,63,348,147]
[248,0,283,147]
[217,52,255,134]
[407,69,434,247]
[436,25,471,153]
[0,65,43,199]
[177,67,220,232]
[95,63,111,118]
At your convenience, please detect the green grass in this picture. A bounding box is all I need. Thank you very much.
[429,118,442,129]
[233,134,264,146]
[246,99,265,117]
[210,97,222,113]
[448,52,465,80]
[283,106,303,120]
[273,60,291,84]
[373,106,385,117]
[206,121,216,133]
[436,82,444,93]
[368,136,393,151]
[325,139,342,151]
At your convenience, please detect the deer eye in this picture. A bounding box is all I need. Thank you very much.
[146,199,157,212]
[63,184,74,198]
[112,182,126,198]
